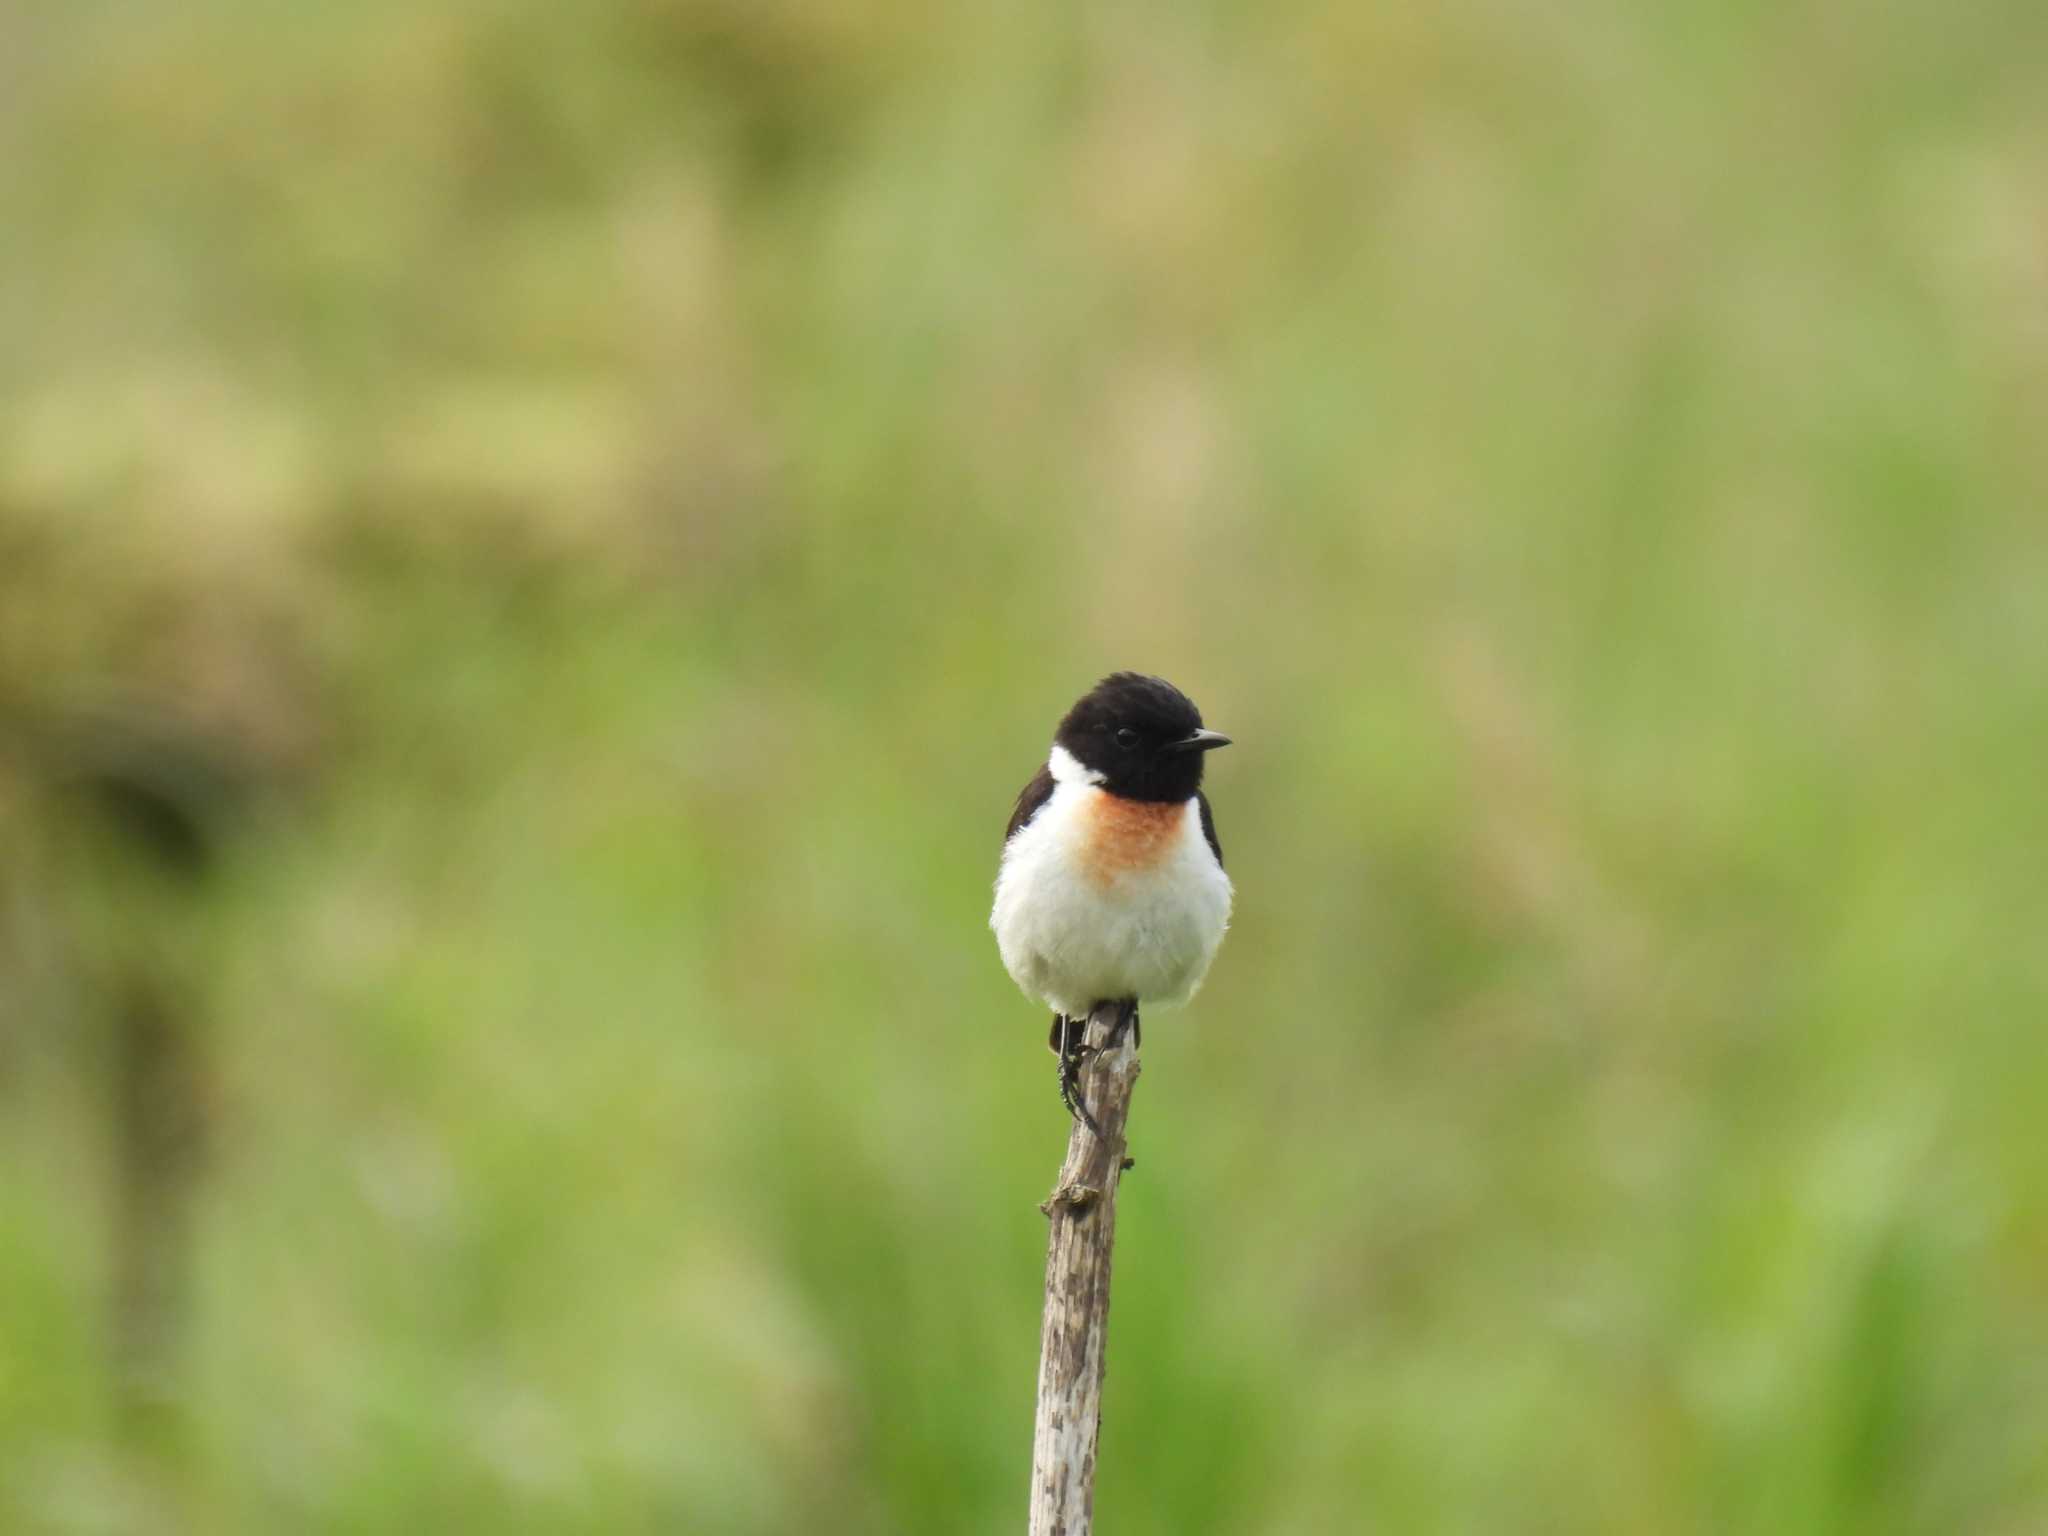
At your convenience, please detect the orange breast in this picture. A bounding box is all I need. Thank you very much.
[1079,793,1186,886]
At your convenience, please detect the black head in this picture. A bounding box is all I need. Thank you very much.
[1053,672,1231,802]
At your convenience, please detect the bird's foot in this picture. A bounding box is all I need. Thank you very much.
[1057,1030,1102,1136]
[1051,1000,1143,1135]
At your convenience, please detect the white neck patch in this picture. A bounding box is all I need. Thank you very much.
[1047,743,1104,787]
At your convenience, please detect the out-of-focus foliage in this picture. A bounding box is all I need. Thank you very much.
[4,1,2047,1531]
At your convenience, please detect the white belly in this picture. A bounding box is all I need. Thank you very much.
[990,781,1233,1019]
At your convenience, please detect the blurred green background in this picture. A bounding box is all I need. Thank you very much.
[4,1,2047,1531]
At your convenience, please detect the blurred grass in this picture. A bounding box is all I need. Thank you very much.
[4,0,2048,1531]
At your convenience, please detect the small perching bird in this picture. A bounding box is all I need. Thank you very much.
[991,673,1234,1125]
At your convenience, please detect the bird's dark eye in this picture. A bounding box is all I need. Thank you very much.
[1114,728,1139,749]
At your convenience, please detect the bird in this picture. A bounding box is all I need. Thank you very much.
[991,673,1233,1127]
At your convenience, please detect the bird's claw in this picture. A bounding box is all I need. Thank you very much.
[1055,999,1142,1135]
[1058,1046,1102,1135]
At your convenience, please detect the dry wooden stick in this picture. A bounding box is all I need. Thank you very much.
[1028,998,1142,1536]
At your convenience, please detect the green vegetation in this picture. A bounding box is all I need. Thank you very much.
[4,2,2047,1530]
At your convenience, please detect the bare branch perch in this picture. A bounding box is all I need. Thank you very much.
[1029,998,1142,1536]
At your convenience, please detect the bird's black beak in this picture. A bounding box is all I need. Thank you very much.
[1166,728,1232,754]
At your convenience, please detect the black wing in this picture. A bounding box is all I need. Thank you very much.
[1004,764,1057,847]
[1196,791,1224,869]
